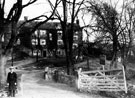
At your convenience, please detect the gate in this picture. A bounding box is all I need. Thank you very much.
[78,66,127,93]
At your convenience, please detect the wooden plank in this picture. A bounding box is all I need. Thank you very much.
[80,86,125,92]
[79,77,124,81]
[98,87,124,90]
[82,69,122,74]
[96,82,124,85]
[79,80,125,86]
[81,87,123,91]
[81,87,124,92]
[90,86,124,90]
[79,79,124,83]
[80,84,125,90]
[98,88,124,91]
[79,76,123,80]
[96,85,124,87]
[79,80,124,84]
[80,82,125,86]
[79,75,124,79]
[81,85,124,89]
[82,75,123,78]
[97,79,124,82]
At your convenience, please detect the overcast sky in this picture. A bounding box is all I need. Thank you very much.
[5,0,123,41]
[5,0,49,20]
[20,0,50,20]
[5,0,123,25]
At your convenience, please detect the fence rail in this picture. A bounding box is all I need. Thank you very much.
[78,66,127,93]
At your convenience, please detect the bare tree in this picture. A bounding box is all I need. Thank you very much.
[0,0,60,90]
[48,0,85,75]
[18,0,60,62]
[86,1,119,68]
[0,0,39,90]
[118,0,135,68]
[84,0,133,69]
[123,0,135,54]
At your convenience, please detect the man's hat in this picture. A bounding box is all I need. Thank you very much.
[9,66,14,69]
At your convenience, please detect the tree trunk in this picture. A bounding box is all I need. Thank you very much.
[69,52,74,75]
[0,55,8,91]
[113,35,118,59]
[110,33,118,69]
[121,46,127,70]
[65,49,70,74]
[0,23,15,91]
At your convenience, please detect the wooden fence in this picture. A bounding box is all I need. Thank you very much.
[78,66,127,93]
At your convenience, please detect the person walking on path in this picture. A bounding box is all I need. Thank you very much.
[7,66,17,97]
[44,66,49,80]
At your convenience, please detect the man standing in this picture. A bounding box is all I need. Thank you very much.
[7,66,17,97]
[44,67,49,80]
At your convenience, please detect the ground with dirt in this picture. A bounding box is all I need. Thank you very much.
[3,58,110,98]
[15,69,109,98]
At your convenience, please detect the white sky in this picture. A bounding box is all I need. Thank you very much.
[4,0,50,20]
[20,0,50,20]
[4,0,124,41]
[5,0,123,25]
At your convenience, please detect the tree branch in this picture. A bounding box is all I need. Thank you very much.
[18,15,49,29]
[22,0,37,8]
[2,0,5,10]
[7,0,22,22]
[29,0,60,34]
[74,0,85,19]
[0,0,5,21]
[48,0,62,22]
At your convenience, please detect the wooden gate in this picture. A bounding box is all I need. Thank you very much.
[78,66,127,93]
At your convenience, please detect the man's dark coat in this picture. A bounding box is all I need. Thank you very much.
[7,72,17,90]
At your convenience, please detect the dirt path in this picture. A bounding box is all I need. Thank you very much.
[14,70,108,98]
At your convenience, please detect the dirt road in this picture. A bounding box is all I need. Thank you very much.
[14,70,108,98]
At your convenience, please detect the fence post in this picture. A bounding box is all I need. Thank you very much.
[77,68,82,90]
[122,66,127,93]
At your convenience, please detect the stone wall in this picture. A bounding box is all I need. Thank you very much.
[46,68,77,87]
[56,73,76,87]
